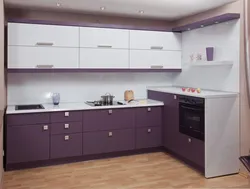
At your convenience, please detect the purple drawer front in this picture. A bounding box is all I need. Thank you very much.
[50,111,82,123]
[50,133,83,159]
[135,107,162,128]
[7,113,50,126]
[7,124,50,163]
[51,122,82,135]
[136,127,162,149]
[83,129,135,155]
[83,109,135,132]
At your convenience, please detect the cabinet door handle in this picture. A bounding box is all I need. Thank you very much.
[64,135,70,141]
[36,42,54,46]
[64,124,70,129]
[108,110,112,115]
[148,129,152,133]
[36,65,54,68]
[188,138,192,143]
[97,45,112,48]
[150,65,163,69]
[64,112,70,117]
[108,132,113,137]
[147,107,151,112]
[150,46,163,50]
[43,125,49,131]
[174,95,177,100]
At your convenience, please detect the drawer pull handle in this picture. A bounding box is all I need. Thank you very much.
[174,95,177,100]
[188,138,192,143]
[147,107,151,112]
[65,112,70,117]
[36,42,54,46]
[43,125,49,131]
[36,65,54,68]
[65,135,70,141]
[148,129,152,133]
[97,45,112,48]
[108,132,113,137]
[108,110,112,115]
[64,124,70,129]
[150,46,163,50]
[150,65,163,69]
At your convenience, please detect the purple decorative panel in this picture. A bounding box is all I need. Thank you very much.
[50,111,82,123]
[50,133,83,159]
[7,113,50,126]
[83,109,135,132]
[83,129,135,155]
[50,122,83,135]
[7,124,50,163]
[136,127,162,149]
[191,137,205,168]
[135,107,162,128]
[7,68,182,73]
[172,13,240,32]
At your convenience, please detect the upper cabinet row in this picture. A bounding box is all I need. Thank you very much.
[8,23,182,69]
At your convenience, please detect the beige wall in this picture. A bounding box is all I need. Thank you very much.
[0,0,3,187]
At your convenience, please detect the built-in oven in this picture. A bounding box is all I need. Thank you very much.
[179,96,205,141]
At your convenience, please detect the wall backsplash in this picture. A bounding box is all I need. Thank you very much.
[7,72,173,105]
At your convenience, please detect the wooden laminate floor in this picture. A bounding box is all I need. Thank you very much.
[3,152,250,189]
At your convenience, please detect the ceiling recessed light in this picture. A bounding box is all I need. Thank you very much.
[100,6,106,10]
[139,10,144,14]
[56,3,61,7]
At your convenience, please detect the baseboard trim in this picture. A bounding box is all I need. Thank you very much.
[239,171,249,179]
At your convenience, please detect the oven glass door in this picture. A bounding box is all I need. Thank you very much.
[179,103,204,141]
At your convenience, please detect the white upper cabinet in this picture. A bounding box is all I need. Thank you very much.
[80,27,129,49]
[130,30,182,50]
[8,23,79,47]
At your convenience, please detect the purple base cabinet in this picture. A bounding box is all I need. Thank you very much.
[83,129,135,155]
[136,127,162,149]
[7,124,50,164]
[135,107,162,128]
[50,133,83,159]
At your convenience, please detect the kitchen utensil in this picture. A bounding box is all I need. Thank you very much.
[124,90,134,101]
[52,93,60,105]
[101,93,115,105]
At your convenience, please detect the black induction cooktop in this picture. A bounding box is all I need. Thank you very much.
[85,101,125,107]
[15,104,45,111]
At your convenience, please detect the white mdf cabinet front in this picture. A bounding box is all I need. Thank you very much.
[8,23,79,47]
[80,49,129,68]
[8,46,79,68]
[130,30,181,50]
[130,50,181,69]
[80,27,129,49]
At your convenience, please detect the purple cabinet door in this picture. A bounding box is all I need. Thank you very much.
[136,127,162,149]
[190,138,205,168]
[7,124,50,163]
[83,129,135,155]
[83,109,135,132]
[50,111,82,123]
[7,113,50,126]
[135,107,162,128]
[51,122,83,135]
[50,133,83,159]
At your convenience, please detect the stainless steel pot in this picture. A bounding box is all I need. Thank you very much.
[101,93,115,105]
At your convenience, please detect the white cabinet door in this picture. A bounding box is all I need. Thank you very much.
[8,23,79,47]
[130,30,181,50]
[80,27,129,49]
[80,49,129,68]
[8,46,79,68]
[130,50,181,69]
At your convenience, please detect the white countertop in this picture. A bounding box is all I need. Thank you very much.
[148,86,238,99]
[6,99,164,114]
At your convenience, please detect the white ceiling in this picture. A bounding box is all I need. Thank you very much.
[4,0,238,20]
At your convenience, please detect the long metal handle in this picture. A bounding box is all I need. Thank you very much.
[150,65,164,69]
[97,45,112,48]
[244,0,250,107]
[150,46,163,50]
[36,65,54,68]
[36,42,54,46]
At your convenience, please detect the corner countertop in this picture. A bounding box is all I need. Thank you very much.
[6,99,164,115]
[148,86,238,99]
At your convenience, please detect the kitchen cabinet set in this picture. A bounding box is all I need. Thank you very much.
[8,23,182,70]
[6,106,162,170]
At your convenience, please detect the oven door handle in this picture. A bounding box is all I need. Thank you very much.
[180,105,204,112]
